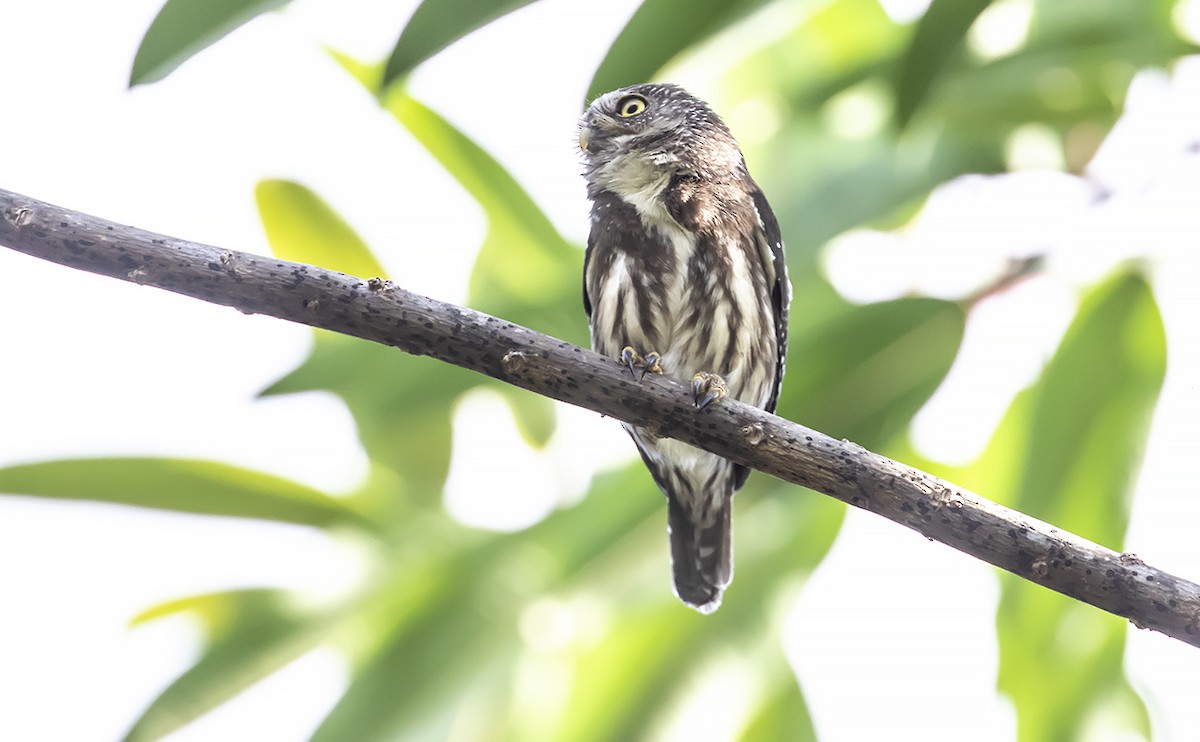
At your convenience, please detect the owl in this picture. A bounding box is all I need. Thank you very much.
[579,83,791,612]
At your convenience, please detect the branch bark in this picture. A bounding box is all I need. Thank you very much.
[2,186,1198,647]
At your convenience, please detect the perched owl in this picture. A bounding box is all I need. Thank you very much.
[579,83,791,613]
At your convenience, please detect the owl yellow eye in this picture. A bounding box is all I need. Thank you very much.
[616,94,648,117]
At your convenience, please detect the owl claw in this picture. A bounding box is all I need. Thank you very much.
[620,346,640,375]
[620,346,664,377]
[691,372,727,410]
[642,351,663,377]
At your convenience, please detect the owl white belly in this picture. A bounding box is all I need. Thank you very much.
[597,151,774,409]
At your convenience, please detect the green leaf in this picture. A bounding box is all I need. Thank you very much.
[738,661,817,742]
[0,458,366,528]
[330,55,584,340]
[520,462,662,578]
[260,331,473,503]
[892,0,1196,133]
[378,88,579,328]
[255,180,386,278]
[124,589,325,742]
[777,296,966,451]
[893,0,993,127]
[495,385,556,448]
[586,0,776,103]
[717,0,1004,256]
[530,472,841,741]
[556,603,709,742]
[306,458,837,742]
[764,134,1003,259]
[130,0,289,86]
[306,466,658,740]
[345,57,586,335]
[381,0,542,89]
[310,577,508,742]
[252,168,472,499]
[965,27,1190,133]
[722,0,902,111]
[1013,271,1165,538]
[988,270,1164,741]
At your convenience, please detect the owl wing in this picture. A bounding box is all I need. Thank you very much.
[582,235,594,320]
[750,186,791,417]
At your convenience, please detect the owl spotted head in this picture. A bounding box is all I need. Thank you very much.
[581,91,648,149]
[578,83,728,156]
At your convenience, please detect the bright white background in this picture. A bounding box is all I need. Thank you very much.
[1,0,1199,740]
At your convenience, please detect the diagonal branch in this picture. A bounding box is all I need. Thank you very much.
[2,186,1198,647]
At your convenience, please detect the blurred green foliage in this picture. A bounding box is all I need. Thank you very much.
[130,0,289,85]
[381,0,542,87]
[1,0,1189,739]
[992,272,1164,742]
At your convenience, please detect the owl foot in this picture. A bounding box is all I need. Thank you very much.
[691,372,727,410]
[620,346,664,378]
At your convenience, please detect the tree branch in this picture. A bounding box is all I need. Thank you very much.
[2,186,1198,647]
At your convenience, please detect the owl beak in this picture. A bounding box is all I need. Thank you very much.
[578,125,592,153]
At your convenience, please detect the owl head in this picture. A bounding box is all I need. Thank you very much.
[578,83,740,176]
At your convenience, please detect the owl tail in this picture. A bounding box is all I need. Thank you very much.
[667,495,732,614]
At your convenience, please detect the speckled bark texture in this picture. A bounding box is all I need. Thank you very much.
[3,187,1199,647]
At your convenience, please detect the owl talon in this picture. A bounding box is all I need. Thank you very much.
[691,372,727,410]
[642,351,663,377]
[620,346,664,377]
[620,346,642,376]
